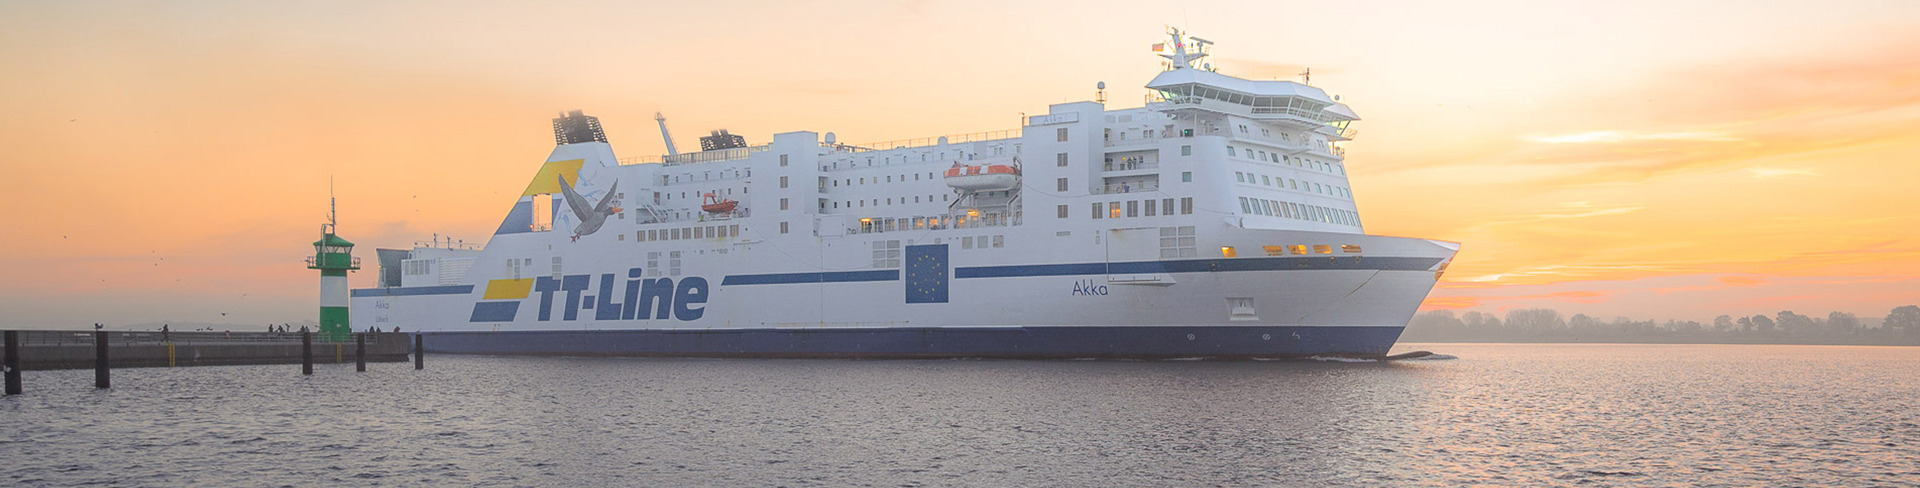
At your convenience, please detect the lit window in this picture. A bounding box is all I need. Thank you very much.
[1263,245,1286,256]
[1221,246,1237,258]
[1110,204,1122,219]
[1342,244,1362,253]
[1290,245,1308,255]
[1314,244,1332,254]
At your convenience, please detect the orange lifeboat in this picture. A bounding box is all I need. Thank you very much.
[701,193,738,214]
[943,160,1021,192]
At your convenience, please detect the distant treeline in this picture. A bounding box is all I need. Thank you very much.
[1401,305,1920,346]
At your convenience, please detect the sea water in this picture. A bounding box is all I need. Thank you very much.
[3,344,1916,486]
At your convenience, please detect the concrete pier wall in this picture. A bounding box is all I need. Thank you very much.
[3,331,411,370]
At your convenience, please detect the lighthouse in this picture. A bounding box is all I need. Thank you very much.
[306,194,358,342]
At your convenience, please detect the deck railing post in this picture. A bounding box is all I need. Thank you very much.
[4,331,21,395]
[93,330,110,389]
[301,329,313,376]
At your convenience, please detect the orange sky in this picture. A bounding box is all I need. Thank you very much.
[4,0,1918,328]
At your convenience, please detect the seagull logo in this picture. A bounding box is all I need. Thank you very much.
[557,175,620,242]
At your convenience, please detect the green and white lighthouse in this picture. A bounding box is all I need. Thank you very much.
[307,196,358,342]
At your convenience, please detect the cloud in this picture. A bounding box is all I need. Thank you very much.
[1746,167,1819,178]
[1526,130,1740,144]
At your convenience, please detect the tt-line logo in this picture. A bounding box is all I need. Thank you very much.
[470,268,709,323]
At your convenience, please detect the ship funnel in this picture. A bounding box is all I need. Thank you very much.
[655,112,679,156]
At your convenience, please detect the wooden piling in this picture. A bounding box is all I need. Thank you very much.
[413,334,423,370]
[301,329,313,376]
[4,330,21,395]
[355,333,366,372]
[94,330,110,389]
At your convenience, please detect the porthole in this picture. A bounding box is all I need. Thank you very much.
[1262,334,1271,341]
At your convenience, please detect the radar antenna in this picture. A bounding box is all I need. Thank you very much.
[1157,26,1212,71]
[1300,67,1312,85]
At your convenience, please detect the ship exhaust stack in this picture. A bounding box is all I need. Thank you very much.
[552,109,608,145]
[655,112,679,156]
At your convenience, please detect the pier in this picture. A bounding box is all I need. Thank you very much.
[0,330,411,371]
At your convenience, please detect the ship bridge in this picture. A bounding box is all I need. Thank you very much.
[1146,68,1359,140]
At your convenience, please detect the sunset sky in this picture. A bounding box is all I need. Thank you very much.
[3,0,1917,328]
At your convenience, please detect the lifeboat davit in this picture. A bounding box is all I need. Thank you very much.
[943,160,1020,192]
[701,193,738,214]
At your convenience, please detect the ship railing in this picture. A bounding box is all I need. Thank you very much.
[13,330,386,346]
[845,213,1019,235]
[836,129,1024,153]
[1101,161,1160,172]
[619,146,769,167]
[1093,183,1160,194]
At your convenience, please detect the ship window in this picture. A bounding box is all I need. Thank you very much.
[1057,153,1068,166]
[1181,172,1191,183]
[1057,178,1068,192]
[618,233,625,241]
[1127,201,1139,217]
[780,176,789,188]
[1109,203,1122,219]
[1180,197,1193,215]
[551,257,563,279]
[1343,245,1362,253]
[1264,245,1287,256]
[1227,147,1237,157]
[886,175,892,182]
[993,235,1004,248]
[1057,127,1068,141]
[962,236,974,249]
[1163,198,1175,213]
[1057,205,1069,219]
[1290,179,1298,190]
[780,221,789,234]
[1091,202,1103,219]
[1239,197,1251,213]
[780,198,789,210]
[1235,172,1245,183]
[1261,175,1271,185]
[1291,245,1309,255]
[1145,199,1158,216]
[1181,145,1191,156]
[1221,246,1237,258]
[780,154,789,167]
[1314,245,1333,254]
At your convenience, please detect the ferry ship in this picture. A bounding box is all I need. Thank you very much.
[351,29,1459,359]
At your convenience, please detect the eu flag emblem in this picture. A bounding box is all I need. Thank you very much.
[905,244,949,304]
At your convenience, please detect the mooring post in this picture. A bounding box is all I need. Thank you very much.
[4,330,22,395]
[301,329,313,376]
[93,330,110,389]
[355,333,366,372]
[413,334,423,370]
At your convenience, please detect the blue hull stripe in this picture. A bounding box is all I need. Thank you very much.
[955,256,1442,279]
[351,285,474,298]
[418,325,1408,359]
[353,257,1442,295]
[720,270,899,286]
